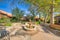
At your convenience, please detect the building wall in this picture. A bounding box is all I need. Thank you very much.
[0,13,8,19]
[55,17,60,24]
[0,14,2,18]
[0,10,12,19]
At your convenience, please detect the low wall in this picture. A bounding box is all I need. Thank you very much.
[50,24,60,30]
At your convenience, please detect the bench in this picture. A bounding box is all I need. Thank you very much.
[0,26,10,40]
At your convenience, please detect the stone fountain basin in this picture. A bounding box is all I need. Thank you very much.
[22,25,38,35]
[23,26,37,31]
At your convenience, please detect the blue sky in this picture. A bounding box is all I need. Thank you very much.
[0,0,11,13]
[0,0,30,14]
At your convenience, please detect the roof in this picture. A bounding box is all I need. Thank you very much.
[0,10,12,17]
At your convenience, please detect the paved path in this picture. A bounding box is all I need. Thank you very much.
[10,31,60,40]
[9,24,60,40]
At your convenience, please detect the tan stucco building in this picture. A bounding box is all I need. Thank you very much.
[55,16,60,24]
[0,10,12,19]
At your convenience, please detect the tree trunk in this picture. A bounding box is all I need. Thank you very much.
[44,15,48,24]
[50,4,54,25]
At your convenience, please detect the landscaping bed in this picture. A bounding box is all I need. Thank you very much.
[50,24,60,30]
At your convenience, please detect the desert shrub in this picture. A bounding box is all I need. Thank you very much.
[0,17,12,26]
[0,18,6,23]
[10,17,19,22]
[0,17,10,23]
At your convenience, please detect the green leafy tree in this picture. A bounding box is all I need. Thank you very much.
[25,0,60,24]
[0,0,60,24]
[28,5,39,20]
[12,7,24,22]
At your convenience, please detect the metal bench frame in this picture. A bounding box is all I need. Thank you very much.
[0,26,10,40]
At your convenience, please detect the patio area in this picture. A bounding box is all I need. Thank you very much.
[5,23,60,40]
[9,26,60,40]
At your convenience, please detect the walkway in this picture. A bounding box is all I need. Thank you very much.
[9,24,60,40]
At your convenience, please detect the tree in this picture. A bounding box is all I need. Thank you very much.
[25,0,60,24]
[12,7,24,21]
[0,0,60,24]
[28,5,38,20]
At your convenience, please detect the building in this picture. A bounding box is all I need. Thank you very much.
[55,15,60,24]
[0,10,12,19]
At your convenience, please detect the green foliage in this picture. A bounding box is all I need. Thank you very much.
[12,7,24,17]
[0,17,10,23]
[25,0,60,24]
[28,5,38,20]
[5,22,12,26]
[10,17,19,22]
[12,7,24,22]
[0,17,12,26]
[0,19,5,23]
[35,20,41,24]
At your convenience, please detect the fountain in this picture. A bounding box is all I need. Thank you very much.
[21,22,39,40]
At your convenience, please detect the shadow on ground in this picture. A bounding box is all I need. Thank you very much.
[40,24,60,37]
